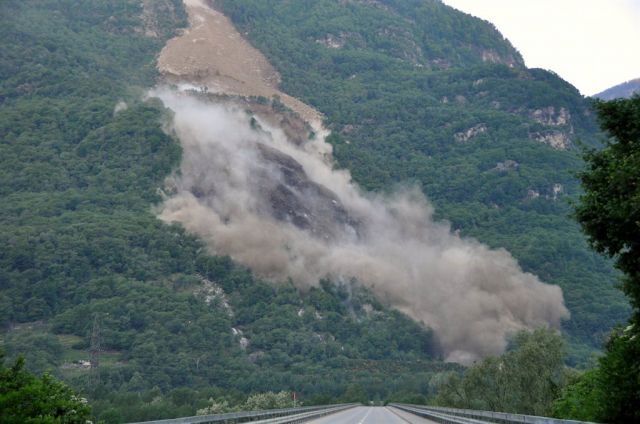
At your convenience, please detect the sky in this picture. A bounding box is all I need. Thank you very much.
[440,0,640,96]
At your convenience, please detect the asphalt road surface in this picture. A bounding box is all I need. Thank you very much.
[306,406,438,423]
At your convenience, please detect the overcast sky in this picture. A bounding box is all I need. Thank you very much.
[440,0,640,96]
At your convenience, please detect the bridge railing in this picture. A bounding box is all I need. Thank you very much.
[127,403,357,424]
[389,403,598,424]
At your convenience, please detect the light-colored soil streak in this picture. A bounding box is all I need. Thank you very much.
[158,0,324,128]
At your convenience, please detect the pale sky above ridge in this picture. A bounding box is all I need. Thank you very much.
[441,0,640,96]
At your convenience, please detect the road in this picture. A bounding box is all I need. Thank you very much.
[305,406,438,424]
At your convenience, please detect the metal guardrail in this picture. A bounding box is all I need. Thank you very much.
[127,403,358,424]
[249,404,357,423]
[389,404,489,424]
[389,403,599,424]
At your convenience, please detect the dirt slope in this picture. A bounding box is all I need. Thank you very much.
[157,0,324,128]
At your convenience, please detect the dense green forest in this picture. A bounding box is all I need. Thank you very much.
[0,1,453,422]
[216,0,629,361]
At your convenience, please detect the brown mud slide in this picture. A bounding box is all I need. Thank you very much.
[157,0,324,129]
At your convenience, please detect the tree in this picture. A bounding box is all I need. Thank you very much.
[197,398,234,415]
[575,95,640,308]
[570,94,640,423]
[0,353,91,423]
[552,368,605,421]
[434,328,566,415]
[243,391,297,410]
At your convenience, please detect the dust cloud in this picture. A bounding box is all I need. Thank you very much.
[152,87,569,363]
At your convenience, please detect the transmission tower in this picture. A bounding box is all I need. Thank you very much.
[89,314,101,385]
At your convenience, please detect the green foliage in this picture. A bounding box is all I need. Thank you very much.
[217,0,628,359]
[0,353,91,424]
[243,391,297,411]
[565,95,640,423]
[554,325,640,423]
[434,328,566,415]
[197,398,234,415]
[196,390,299,415]
[553,368,605,421]
[576,95,640,309]
[592,326,640,423]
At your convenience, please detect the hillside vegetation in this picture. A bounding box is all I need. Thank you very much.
[0,1,447,421]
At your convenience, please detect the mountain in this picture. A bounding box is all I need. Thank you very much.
[594,78,640,100]
[0,0,629,421]
[215,0,628,358]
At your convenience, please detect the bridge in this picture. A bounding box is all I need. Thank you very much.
[128,403,597,424]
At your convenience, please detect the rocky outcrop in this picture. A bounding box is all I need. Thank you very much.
[194,276,233,316]
[316,33,349,49]
[529,106,571,126]
[493,160,519,172]
[481,49,519,68]
[255,143,360,241]
[532,131,571,150]
[454,124,487,142]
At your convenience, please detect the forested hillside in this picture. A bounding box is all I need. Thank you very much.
[0,0,632,422]
[216,0,629,360]
[0,1,447,421]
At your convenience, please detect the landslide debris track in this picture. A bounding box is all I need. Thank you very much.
[158,0,323,127]
[153,0,569,363]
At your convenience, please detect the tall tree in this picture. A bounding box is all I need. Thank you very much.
[576,95,640,307]
[569,95,640,423]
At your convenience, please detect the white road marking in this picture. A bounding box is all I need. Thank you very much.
[358,407,373,424]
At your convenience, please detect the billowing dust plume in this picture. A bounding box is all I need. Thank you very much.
[152,88,569,363]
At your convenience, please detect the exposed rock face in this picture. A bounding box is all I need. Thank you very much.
[551,183,563,200]
[521,107,573,150]
[194,276,233,316]
[532,131,571,150]
[530,106,571,126]
[454,124,487,142]
[178,92,357,242]
[525,184,564,202]
[493,159,519,172]
[481,49,519,68]
[316,33,348,49]
[526,189,540,200]
[255,144,359,240]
